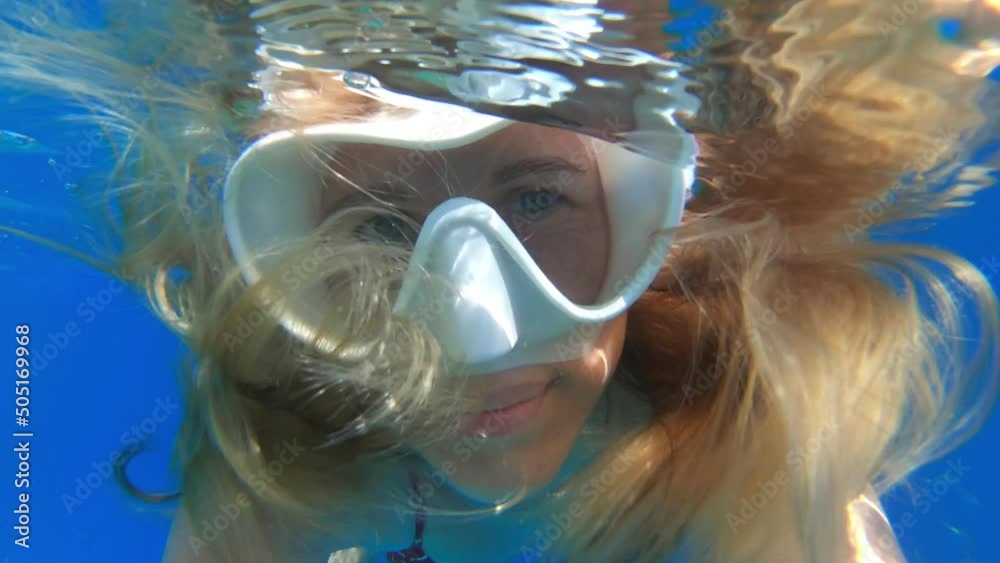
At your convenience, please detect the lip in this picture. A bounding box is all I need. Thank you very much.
[459,378,555,439]
[475,381,552,411]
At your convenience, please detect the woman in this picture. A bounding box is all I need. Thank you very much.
[1,1,997,562]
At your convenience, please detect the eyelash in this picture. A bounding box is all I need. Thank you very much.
[511,187,569,217]
[346,180,575,244]
[352,213,419,245]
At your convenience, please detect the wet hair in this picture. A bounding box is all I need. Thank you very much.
[1,1,997,562]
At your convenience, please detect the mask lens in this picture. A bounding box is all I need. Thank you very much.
[498,181,611,305]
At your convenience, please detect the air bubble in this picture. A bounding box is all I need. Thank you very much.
[343,72,372,89]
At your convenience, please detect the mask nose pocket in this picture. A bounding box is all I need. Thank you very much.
[395,219,518,366]
[393,197,594,375]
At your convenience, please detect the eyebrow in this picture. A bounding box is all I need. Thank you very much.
[491,157,585,185]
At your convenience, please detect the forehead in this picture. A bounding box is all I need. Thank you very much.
[333,122,596,179]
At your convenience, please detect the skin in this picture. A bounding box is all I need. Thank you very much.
[416,315,629,504]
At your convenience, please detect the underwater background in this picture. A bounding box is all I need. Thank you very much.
[1,1,999,562]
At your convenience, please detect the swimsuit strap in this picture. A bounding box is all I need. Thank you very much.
[409,471,427,548]
[385,472,434,563]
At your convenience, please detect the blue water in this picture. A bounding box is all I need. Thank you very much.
[1,6,999,563]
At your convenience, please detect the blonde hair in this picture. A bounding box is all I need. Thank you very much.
[2,1,997,562]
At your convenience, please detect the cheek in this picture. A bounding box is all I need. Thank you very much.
[549,363,610,417]
[555,316,627,394]
[527,216,611,304]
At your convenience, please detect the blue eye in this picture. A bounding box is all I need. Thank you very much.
[353,214,417,244]
[513,188,565,219]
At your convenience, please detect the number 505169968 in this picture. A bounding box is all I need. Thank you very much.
[15,325,30,428]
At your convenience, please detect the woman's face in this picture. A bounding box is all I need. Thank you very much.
[423,315,628,504]
[331,123,627,502]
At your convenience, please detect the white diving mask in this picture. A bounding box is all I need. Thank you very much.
[223,89,697,376]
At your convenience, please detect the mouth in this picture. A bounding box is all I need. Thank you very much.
[474,380,553,411]
[459,376,558,439]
